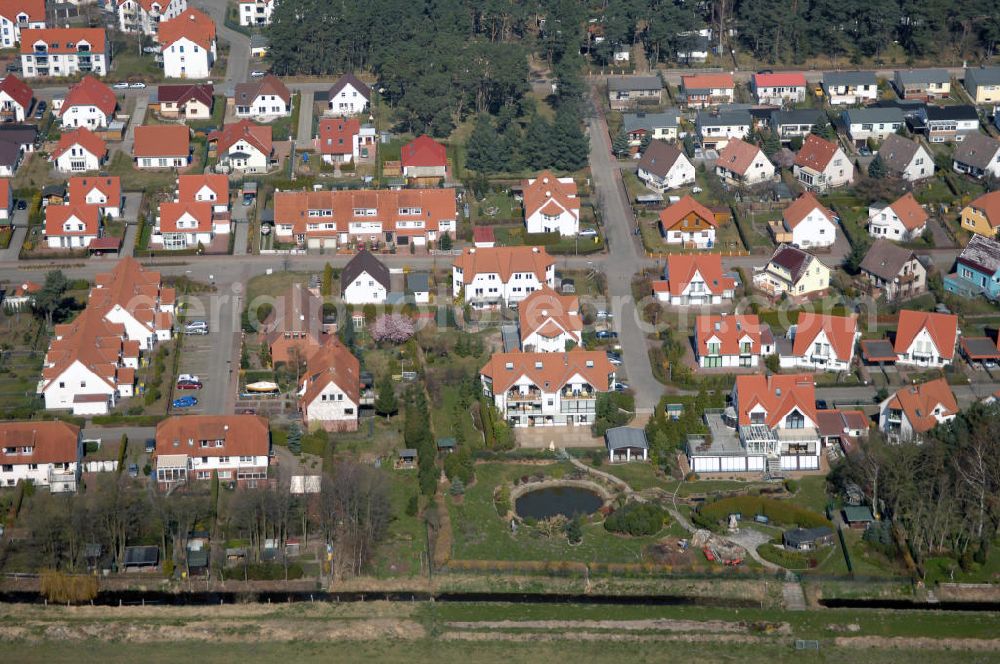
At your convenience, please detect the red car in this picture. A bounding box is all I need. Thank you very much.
[176,380,203,390]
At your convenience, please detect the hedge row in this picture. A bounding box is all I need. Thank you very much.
[698,496,832,529]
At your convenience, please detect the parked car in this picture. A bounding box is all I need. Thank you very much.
[596,310,613,320]
[15,199,26,210]
[250,70,266,78]
[579,229,598,238]
[172,396,199,408]
[177,373,199,383]
[142,46,161,54]
[606,352,623,366]
[184,327,209,335]
[176,380,203,390]
[595,330,618,340]
[112,81,129,89]
[129,82,147,89]
[613,381,629,392]
[144,438,156,453]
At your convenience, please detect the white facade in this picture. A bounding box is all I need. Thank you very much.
[328,82,369,116]
[716,152,775,186]
[878,395,955,442]
[220,141,268,172]
[867,204,925,241]
[59,103,112,130]
[787,208,836,248]
[21,51,108,78]
[0,12,45,49]
[42,360,116,412]
[46,215,99,249]
[664,226,715,248]
[79,189,121,218]
[778,329,856,372]
[239,0,274,26]
[487,372,610,427]
[697,334,771,368]
[825,82,878,106]
[53,145,102,173]
[235,93,290,120]
[117,0,187,35]
[301,382,359,426]
[185,454,269,481]
[524,177,579,236]
[453,266,555,308]
[343,271,387,305]
[794,147,854,192]
[0,90,28,122]
[0,460,78,491]
[896,327,953,368]
[888,144,934,182]
[754,84,806,105]
[187,184,228,214]
[637,154,695,191]
[162,36,215,79]
[846,118,903,143]
[696,120,749,150]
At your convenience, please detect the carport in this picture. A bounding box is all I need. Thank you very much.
[960,336,1000,374]
[605,426,649,463]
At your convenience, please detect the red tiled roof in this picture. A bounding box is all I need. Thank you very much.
[753,72,807,88]
[519,286,583,343]
[0,421,79,466]
[658,195,717,232]
[300,339,360,409]
[783,192,835,229]
[274,188,456,236]
[12,281,41,297]
[210,119,271,156]
[0,178,8,207]
[157,7,216,50]
[68,176,121,208]
[886,192,928,231]
[60,76,116,118]
[158,201,213,233]
[45,204,100,237]
[696,314,765,356]
[177,174,228,205]
[0,0,45,23]
[480,349,614,394]
[155,415,269,458]
[663,254,735,296]
[157,83,214,108]
[317,117,360,155]
[522,170,579,221]
[893,310,959,360]
[716,138,766,176]
[453,246,553,285]
[791,313,858,362]
[794,134,839,172]
[51,127,108,161]
[886,378,958,434]
[400,135,446,168]
[133,124,190,159]
[735,374,816,428]
[682,73,735,90]
[473,226,495,243]
[20,27,105,55]
[967,191,1000,230]
[0,73,33,112]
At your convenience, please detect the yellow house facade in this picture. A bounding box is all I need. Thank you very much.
[753,244,831,300]
[961,193,1000,238]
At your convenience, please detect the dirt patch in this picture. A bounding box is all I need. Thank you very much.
[834,636,1000,652]
[446,619,790,634]
[440,631,780,644]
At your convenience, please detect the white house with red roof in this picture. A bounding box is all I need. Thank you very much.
[879,378,958,442]
[117,0,188,35]
[56,76,116,129]
[133,124,190,169]
[867,192,928,242]
[0,0,46,49]
[158,8,216,79]
[154,415,269,486]
[153,201,219,249]
[695,314,774,368]
[51,128,107,173]
[522,171,579,236]
[68,176,122,218]
[452,246,555,308]
[751,72,807,104]
[234,75,291,120]
[518,286,583,352]
[657,196,718,248]
[782,192,837,249]
[0,74,33,122]
[0,177,11,222]
[715,138,775,186]
[778,313,858,372]
[20,28,108,78]
[298,341,361,431]
[793,134,854,193]
[211,120,272,173]
[316,117,376,164]
[0,421,81,492]
[401,135,447,179]
[177,173,229,214]
[44,204,101,249]
[652,254,736,305]
[894,310,959,368]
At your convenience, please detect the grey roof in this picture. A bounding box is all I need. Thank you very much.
[768,244,815,283]
[608,75,662,92]
[895,68,949,85]
[501,324,520,352]
[843,107,905,125]
[399,448,417,459]
[953,132,1000,170]
[0,124,38,146]
[605,427,649,450]
[870,99,927,118]
[437,437,456,448]
[329,73,371,102]
[249,34,269,48]
[637,140,685,178]
[696,109,751,127]
[823,71,877,88]
[876,134,923,173]
[622,111,679,133]
[771,109,824,127]
[957,234,1000,275]
[783,526,833,547]
[42,184,67,197]
[842,505,875,522]
[961,336,1000,359]
[123,545,159,566]
[406,272,429,294]
[0,141,20,168]
[341,250,390,295]
[965,67,1000,91]
[925,105,978,121]
[860,239,917,281]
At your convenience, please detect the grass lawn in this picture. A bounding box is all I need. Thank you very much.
[109,51,163,83]
[923,539,1000,584]
[189,96,227,132]
[107,153,185,192]
[473,191,520,224]
[12,153,53,191]
[370,468,427,578]
[586,461,673,491]
[270,93,302,141]
[789,475,829,513]
[429,385,482,447]
[245,270,310,301]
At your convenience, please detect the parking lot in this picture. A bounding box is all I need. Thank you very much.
[170,323,231,416]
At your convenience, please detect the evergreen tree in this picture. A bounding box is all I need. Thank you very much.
[466,114,501,173]
[612,127,630,157]
[523,113,552,170]
[374,374,398,418]
[551,106,589,171]
[321,263,334,296]
[868,154,887,179]
[639,132,652,153]
[439,233,453,250]
[338,316,356,352]
[762,130,781,157]
[499,123,524,173]
[682,134,696,157]
[287,423,302,455]
[810,114,836,141]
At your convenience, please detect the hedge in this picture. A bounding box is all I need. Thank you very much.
[757,542,818,569]
[698,496,832,529]
[604,502,667,536]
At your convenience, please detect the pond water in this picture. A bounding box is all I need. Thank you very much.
[514,486,604,520]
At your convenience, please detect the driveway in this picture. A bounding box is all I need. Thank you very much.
[0,226,26,262]
[193,0,250,93]
[295,90,315,148]
[121,192,144,222]
[120,223,139,256]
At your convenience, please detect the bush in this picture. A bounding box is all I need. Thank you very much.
[604,502,667,536]
[40,570,98,604]
[405,494,419,517]
[783,479,799,493]
[698,496,831,529]
[757,543,818,569]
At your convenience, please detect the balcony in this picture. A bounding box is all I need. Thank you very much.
[886,409,902,424]
[561,387,595,400]
[507,389,541,403]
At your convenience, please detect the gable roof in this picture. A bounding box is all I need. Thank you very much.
[734,374,816,428]
[0,421,79,466]
[60,76,116,118]
[0,74,33,111]
[965,67,1000,90]
[953,132,1000,171]
[519,286,582,343]
[157,7,216,50]
[20,28,105,55]
[682,73,735,91]
[45,204,100,237]
[696,314,767,356]
[0,0,45,22]
[133,124,190,158]
[893,310,958,359]
[967,191,1000,230]
[753,72,807,88]
[896,68,950,85]
[51,128,108,161]
[791,313,857,361]
[637,140,686,178]
[0,177,8,206]
[772,109,824,128]
[697,109,752,127]
[884,192,928,231]
[300,339,360,408]
[664,254,735,296]
[886,378,958,434]
[400,135,447,168]
[523,170,579,220]
[453,246,553,284]
[235,74,290,106]
[658,195,716,231]
[156,83,214,108]
[328,73,370,101]
[844,107,905,126]
[925,105,978,121]
[317,117,360,155]
[68,176,121,207]
[716,138,766,176]
[158,201,212,233]
[480,349,614,394]
[956,234,1000,276]
[783,192,835,229]
[768,244,820,283]
[262,283,322,351]
[155,415,269,458]
[608,75,663,92]
[622,111,679,133]
[794,134,840,172]
[341,250,390,294]
[877,134,926,174]
[178,174,229,204]
[274,188,456,236]
[210,120,272,156]
[859,239,918,281]
[823,71,877,87]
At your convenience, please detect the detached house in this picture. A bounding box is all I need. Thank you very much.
[622,111,679,146]
[657,195,718,248]
[963,67,1000,105]
[400,135,447,179]
[44,204,101,249]
[715,138,775,186]
[341,250,390,305]
[317,117,375,164]
[327,73,370,116]
[234,74,291,120]
[0,0,45,49]
[695,109,751,151]
[695,314,773,368]
[822,71,878,105]
[919,105,979,143]
[944,234,1000,300]
[781,192,837,249]
[0,421,80,492]
[299,341,361,432]
[794,134,854,192]
[876,134,934,182]
[680,73,735,108]
[636,140,695,192]
[177,173,229,213]
[652,253,736,305]
[960,191,1000,239]
[57,76,116,130]
[133,124,190,169]
[843,107,904,145]
[117,0,187,35]
[753,244,831,302]
[158,8,216,79]
[153,201,218,250]
[0,177,10,222]
[607,75,663,110]
[778,313,858,372]
[859,239,926,302]
[0,74,33,123]
[879,378,958,442]
[893,69,951,100]
[154,415,269,486]
[522,171,579,236]
[68,176,122,218]
[210,120,272,173]
[892,310,959,368]
[20,28,108,78]
[480,350,615,427]
[452,246,555,308]
[518,286,583,352]
[771,109,825,143]
[238,0,274,27]
[867,192,927,242]
[50,128,107,173]
[261,284,325,364]
[952,132,1000,180]
[156,83,214,120]
[752,72,807,105]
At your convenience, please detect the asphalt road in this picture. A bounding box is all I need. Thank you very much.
[193,0,250,93]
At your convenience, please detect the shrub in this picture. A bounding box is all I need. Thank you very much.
[39,570,98,604]
[783,479,799,493]
[698,496,831,529]
[604,502,667,536]
[405,494,419,517]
